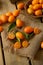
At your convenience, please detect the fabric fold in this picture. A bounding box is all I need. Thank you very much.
[1,30,43,59]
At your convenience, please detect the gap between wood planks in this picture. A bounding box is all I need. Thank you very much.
[27,57,32,65]
[40,17,43,23]
[0,35,6,65]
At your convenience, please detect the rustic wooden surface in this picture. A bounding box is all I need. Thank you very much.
[0,0,43,65]
[31,60,43,65]
[0,39,3,65]
[0,0,16,14]
[31,49,43,65]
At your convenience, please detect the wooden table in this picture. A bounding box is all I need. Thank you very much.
[0,39,3,65]
[0,0,43,65]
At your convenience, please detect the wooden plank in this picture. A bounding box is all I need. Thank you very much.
[31,49,43,65]
[31,60,43,65]
[34,49,43,60]
[0,39,3,65]
[0,0,16,14]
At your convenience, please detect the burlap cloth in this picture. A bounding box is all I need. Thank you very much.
[1,13,43,59]
[0,0,43,60]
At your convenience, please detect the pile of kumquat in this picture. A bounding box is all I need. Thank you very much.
[27,0,43,16]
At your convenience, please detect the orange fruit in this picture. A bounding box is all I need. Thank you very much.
[34,27,41,34]
[14,42,21,49]
[27,8,34,14]
[1,14,8,23]
[13,10,20,17]
[6,12,13,16]
[8,32,15,40]
[8,15,15,23]
[29,5,33,9]
[39,0,43,4]
[24,26,34,34]
[32,0,39,5]
[0,26,3,32]
[41,42,43,49]
[22,40,29,48]
[35,10,42,16]
[16,19,24,28]
[42,4,43,8]
[17,2,24,9]
[33,4,42,10]
[16,32,24,40]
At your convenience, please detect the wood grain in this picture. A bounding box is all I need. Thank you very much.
[0,40,3,65]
